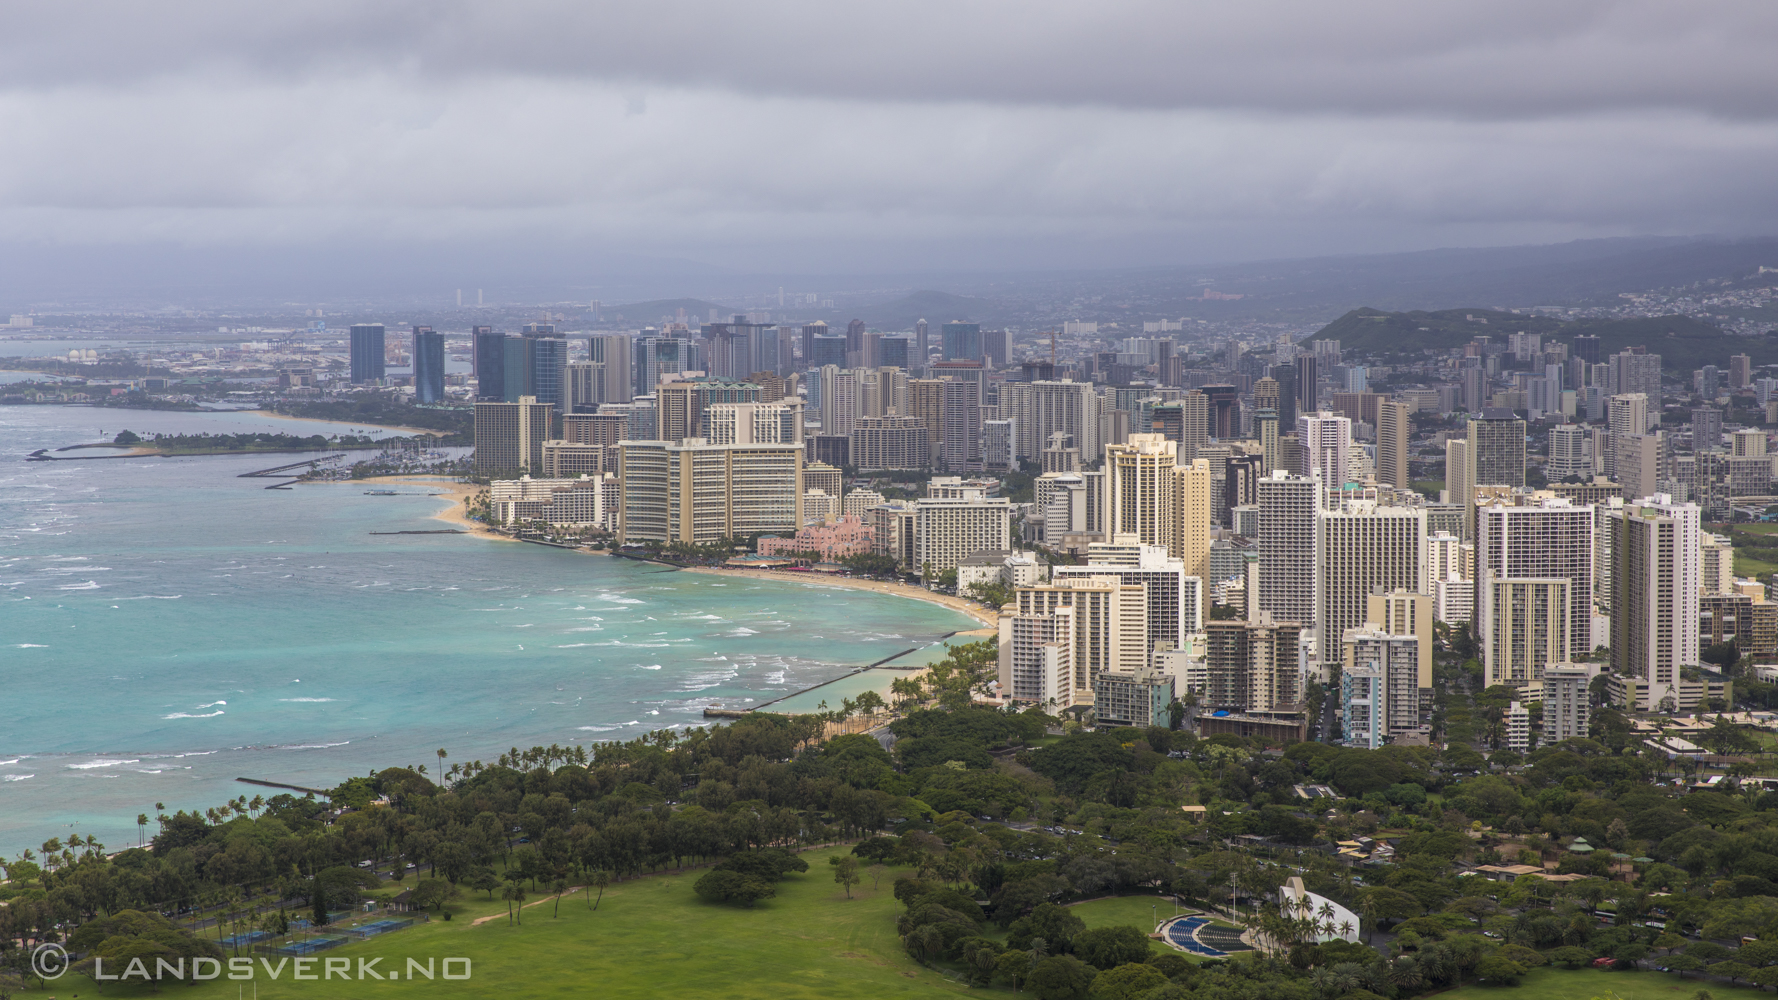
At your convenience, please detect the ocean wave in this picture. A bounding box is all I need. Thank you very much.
[555,643,596,648]
[57,581,101,590]
[195,701,227,709]
[635,664,663,670]
[12,643,47,648]
[279,697,336,703]
[564,625,603,632]
[67,758,140,769]
[2,774,32,781]
[576,724,623,732]
[724,627,760,636]
[118,595,181,600]
[162,710,224,719]
[0,758,19,765]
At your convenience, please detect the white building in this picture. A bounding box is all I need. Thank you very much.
[915,495,1012,574]
[1505,701,1531,751]
[1298,411,1353,487]
[1609,494,1702,711]
[1055,540,1202,657]
[1540,663,1597,743]
[489,474,616,529]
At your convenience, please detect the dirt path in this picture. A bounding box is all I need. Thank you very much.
[469,885,583,925]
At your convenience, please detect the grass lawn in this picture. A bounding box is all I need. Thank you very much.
[24,847,977,1000]
[1065,896,1231,959]
[1440,965,1770,1000]
[1736,552,1778,579]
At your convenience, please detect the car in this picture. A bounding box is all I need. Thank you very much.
[357,860,374,868]
[1591,957,1616,968]
[1482,931,1500,938]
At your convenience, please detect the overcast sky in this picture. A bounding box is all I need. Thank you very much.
[1,1,1775,284]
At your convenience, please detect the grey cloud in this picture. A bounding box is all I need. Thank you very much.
[1,1,1775,119]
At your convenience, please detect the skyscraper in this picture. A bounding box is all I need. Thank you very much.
[1298,411,1352,486]
[411,326,444,404]
[1314,501,1426,672]
[472,327,504,401]
[1468,408,1526,488]
[523,326,566,410]
[1104,433,1176,550]
[1295,353,1318,417]
[1547,424,1590,482]
[1204,615,1303,715]
[503,336,534,402]
[915,319,929,374]
[1609,494,1701,710]
[801,321,829,367]
[1256,471,1318,625]
[1376,400,1410,489]
[474,396,553,474]
[941,322,982,362]
[588,334,634,404]
[350,323,386,384]
[618,439,804,545]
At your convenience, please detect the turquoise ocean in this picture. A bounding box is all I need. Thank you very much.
[0,405,972,856]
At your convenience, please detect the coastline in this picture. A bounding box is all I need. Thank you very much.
[249,408,449,437]
[317,474,515,542]
[679,565,998,631]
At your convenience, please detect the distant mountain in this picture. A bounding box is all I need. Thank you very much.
[1306,307,1778,372]
[846,290,1005,331]
[604,298,739,325]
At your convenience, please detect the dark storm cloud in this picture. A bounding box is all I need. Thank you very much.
[0,2,1772,271]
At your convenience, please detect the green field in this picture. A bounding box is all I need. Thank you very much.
[1441,965,1769,1000]
[26,847,977,1000]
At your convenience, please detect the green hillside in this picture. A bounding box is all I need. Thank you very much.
[1305,307,1778,372]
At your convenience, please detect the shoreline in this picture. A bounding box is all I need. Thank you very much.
[311,474,515,543]
[249,409,449,437]
[678,565,998,631]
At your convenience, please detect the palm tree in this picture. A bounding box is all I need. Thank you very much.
[552,878,568,917]
[137,813,149,848]
[590,870,611,910]
[501,882,525,925]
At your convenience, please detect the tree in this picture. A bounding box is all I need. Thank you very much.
[1072,925,1151,970]
[409,878,455,912]
[1026,954,1097,1000]
[831,855,862,898]
[501,881,526,925]
[552,878,568,917]
[1089,962,1169,1000]
[1475,953,1526,986]
[589,869,612,910]
[468,868,501,899]
[693,869,776,907]
[996,950,1035,992]
[1548,946,1592,968]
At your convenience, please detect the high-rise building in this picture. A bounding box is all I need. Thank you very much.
[1469,408,1526,488]
[914,495,1011,574]
[1376,400,1410,489]
[914,319,930,374]
[1170,459,1213,582]
[523,325,567,410]
[908,378,947,451]
[1693,407,1723,451]
[936,362,986,470]
[1178,390,1209,462]
[1024,380,1103,464]
[589,334,634,404]
[503,336,534,402]
[1731,354,1754,391]
[1609,349,1662,399]
[1010,576,1148,693]
[1253,377,1281,417]
[1572,334,1601,365]
[1315,501,1426,671]
[1340,627,1422,748]
[1055,541,1201,654]
[616,438,804,545]
[1483,577,1571,688]
[1609,494,1702,710]
[850,415,930,470]
[1547,425,1590,483]
[633,333,701,395]
[705,401,804,446]
[1505,701,1530,751]
[1295,354,1318,416]
[800,321,829,367]
[1366,589,1433,697]
[474,396,553,474]
[658,376,762,442]
[982,329,1009,368]
[1445,437,1473,533]
[1541,663,1595,742]
[1204,614,1303,714]
[1104,434,1177,551]
[1268,364,1298,429]
[1256,471,1318,625]
[998,604,1077,709]
[350,323,386,384]
[1475,495,1595,672]
[983,419,1015,470]
[1255,409,1280,474]
[941,322,981,362]
[473,327,504,401]
[1298,411,1352,486]
[411,326,445,403]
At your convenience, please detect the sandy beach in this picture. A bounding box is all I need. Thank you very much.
[333,474,514,542]
[250,409,449,437]
[680,564,999,631]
